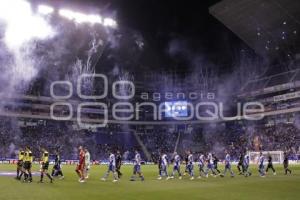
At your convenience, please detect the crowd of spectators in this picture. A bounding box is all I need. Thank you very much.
[0,116,299,162]
[244,124,300,153]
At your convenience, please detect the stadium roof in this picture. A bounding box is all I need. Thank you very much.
[242,69,300,92]
[209,0,300,60]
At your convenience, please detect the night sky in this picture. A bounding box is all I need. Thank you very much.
[116,0,239,70]
[84,0,258,75]
[34,0,261,77]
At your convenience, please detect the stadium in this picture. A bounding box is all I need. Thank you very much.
[0,0,300,199]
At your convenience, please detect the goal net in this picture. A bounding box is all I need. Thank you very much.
[248,151,284,164]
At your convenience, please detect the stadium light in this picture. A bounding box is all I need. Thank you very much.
[59,9,102,24]
[59,8,116,28]
[38,5,54,15]
[58,9,75,20]
[59,9,101,24]
[103,18,117,28]
[87,15,103,24]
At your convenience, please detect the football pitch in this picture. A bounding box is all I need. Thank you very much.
[0,164,299,200]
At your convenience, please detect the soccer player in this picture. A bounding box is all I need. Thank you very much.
[221,151,234,178]
[205,153,216,177]
[116,150,123,178]
[183,151,189,176]
[20,146,33,182]
[198,154,206,178]
[283,152,292,175]
[237,153,244,175]
[243,154,252,177]
[213,154,221,175]
[75,146,85,183]
[187,151,195,180]
[84,148,91,179]
[158,153,168,180]
[15,148,24,180]
[39,148,53,183]
[51,151,64,179]
[258,152,266,177]
[158,152,162,178]
[130,150,145,181]
[170,152,182,179]
[266,153,276,175]
[101,151,118,182]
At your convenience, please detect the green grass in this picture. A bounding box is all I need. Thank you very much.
[0,164,299,200]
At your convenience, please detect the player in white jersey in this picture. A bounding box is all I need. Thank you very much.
[169,152,182,179]
[205,153,216,177]
[101,152,118,182]
[158,153,169,180]
[243,154,252,177]
[258,152,266,177]
[130,150,145,181]
[187,151,194,180]
[198,154,206,178]
[220,151,234,177]
[84,148,91,179]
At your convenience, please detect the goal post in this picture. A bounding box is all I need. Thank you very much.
[248,151,284,164]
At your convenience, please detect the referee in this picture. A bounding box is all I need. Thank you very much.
[116,150,123,178]
[39,148,53,183]
[266,153,276,175]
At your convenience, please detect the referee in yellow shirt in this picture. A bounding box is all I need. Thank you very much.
[16,149,24,180]
[20,146,33,182]
[40,148,53,183]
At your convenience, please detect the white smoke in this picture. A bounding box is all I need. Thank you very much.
[0,0,55,96]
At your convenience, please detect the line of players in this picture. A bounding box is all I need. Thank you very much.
[77,148,292,182]
[75,146,144,183]
[15,146,292,183]
[16,146,141,183]
[157,150,237,180]
[157,151,292,180]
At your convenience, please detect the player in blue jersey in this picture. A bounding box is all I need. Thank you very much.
[186,151,195,180]
[220,151,234,178]
[258,152,266,177]
[101,152,118,182]
[243,154,252,177]
[198,154,206,178]
[169,152,182,179]
[158,153,169,180]
[130,150,145,181]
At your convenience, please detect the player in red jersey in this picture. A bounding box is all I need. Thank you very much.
[75,146,86,183]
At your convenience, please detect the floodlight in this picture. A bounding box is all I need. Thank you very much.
[103,18,117,27]
[38,5,54,15]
